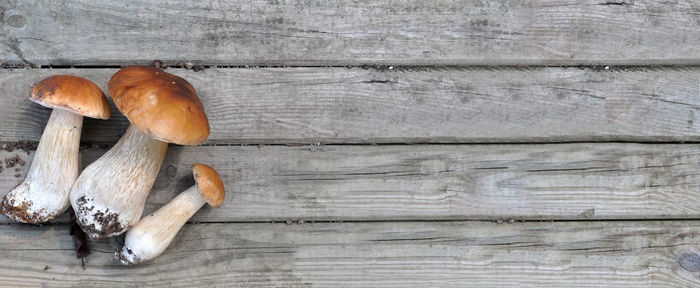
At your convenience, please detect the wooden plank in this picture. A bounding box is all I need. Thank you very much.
[1,221,699,287]
[4,143,700,222]
[1,67,699,143]
[2,1,699,66]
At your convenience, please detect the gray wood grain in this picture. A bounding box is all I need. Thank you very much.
[3,143,700,222]
[0,67,699,143]
[1,0,699,66]
[1,221,699,287]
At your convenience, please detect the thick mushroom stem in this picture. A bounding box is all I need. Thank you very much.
[70,125,168,239]
[1,109,82,223]
[115,185,204,265]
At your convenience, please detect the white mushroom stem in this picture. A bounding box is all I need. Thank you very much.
[1,109,82,223]
[70,124,167,239]
[116,185,205,265]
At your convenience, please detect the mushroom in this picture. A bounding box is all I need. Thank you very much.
[1,75,110,223]
[70,66,210,239]
[115,163,224,265]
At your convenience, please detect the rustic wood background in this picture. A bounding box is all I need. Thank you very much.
[1,0,700,287]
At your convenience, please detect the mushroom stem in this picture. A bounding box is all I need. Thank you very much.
[115,185,204,265]
[70,124,168,239]
[1,109,82,223]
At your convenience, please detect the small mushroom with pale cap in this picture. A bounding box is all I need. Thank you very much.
[1,75,110,223]
[70,66,210,239]
[115,163,225,265]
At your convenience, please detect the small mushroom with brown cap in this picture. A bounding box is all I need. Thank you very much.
[70,65,210,239]
[115,163,224,265]
[1,75,110,223]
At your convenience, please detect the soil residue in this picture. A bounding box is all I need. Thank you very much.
[75,196,124,240]
[0,141,35,174]
[4,154,25,168]
[0,195,50,223]
[115,247,141,265]
[1,141,38,154]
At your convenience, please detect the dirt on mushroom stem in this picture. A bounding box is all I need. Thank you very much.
[74,196,124,240]
[0,196,51,223]
[115,247,142,265]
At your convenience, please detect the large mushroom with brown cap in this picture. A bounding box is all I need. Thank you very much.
[1,75,110,223]
[70,66,210,239]
[115,163,224,265]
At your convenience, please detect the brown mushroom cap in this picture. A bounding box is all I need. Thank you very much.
[107,66,210,145]
[30,75,111,119]
[192,163,225,208]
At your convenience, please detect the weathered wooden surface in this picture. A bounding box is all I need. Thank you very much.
[1,0,698,286]
[4,143,700,222]
[1,67,699,143]
[2,0,699,66]
[1,221,699,287]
